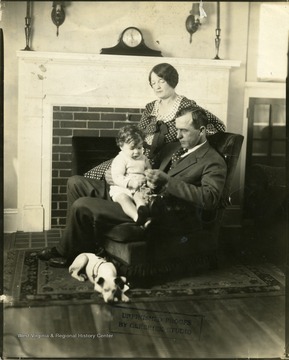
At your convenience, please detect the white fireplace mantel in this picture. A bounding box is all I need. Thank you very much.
[16,51,240,231]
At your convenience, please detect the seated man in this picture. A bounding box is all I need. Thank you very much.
[37,107,227,267]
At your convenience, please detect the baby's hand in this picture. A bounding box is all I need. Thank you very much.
[145,169,169,187]
[128,178,145,190]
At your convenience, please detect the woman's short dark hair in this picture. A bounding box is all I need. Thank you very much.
[116,124,145,148]
[149,63,179,89]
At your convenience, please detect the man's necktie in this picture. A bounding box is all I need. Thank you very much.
[169,148,188,170]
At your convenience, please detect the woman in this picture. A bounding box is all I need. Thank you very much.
[85,62,225,179]
[140,63,225,163]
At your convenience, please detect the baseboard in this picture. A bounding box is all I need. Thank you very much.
[4,208,18,233]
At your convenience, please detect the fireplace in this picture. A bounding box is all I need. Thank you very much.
[72,137,118,176]
[16,51,240,231]
[51,105,139,227]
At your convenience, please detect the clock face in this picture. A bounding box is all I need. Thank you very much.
[121,27,143,48]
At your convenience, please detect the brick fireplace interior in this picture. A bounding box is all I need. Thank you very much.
[52,105,143,227]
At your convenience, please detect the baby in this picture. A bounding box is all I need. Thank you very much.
[109,124,153,227]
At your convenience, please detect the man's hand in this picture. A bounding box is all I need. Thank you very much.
[145,169,169,188]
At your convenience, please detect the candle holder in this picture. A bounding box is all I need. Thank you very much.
[22,2,33,51]
[23,16,32,51]
[214,28,221,60]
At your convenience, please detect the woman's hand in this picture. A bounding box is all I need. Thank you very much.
[145,169,169,188]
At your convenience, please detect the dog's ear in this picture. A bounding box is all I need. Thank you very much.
[114,277,125,289]
[97,277,105,286]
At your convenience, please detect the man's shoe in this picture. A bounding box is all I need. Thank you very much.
[48,257,69,268]
[37,247,62,261]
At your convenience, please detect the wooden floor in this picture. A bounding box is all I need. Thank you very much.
[3,297,285,358]
[3,232,286,358]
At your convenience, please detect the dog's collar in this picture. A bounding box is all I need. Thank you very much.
[92,258,107,280]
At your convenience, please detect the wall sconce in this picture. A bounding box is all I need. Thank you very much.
[185,1,207,43]
[51,1,65,36]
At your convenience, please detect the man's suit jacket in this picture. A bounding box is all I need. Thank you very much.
[156,140,227,211]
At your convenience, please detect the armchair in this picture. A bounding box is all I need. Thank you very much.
[102,132,244,282]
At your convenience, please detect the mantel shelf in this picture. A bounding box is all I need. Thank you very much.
[17,51,241,69]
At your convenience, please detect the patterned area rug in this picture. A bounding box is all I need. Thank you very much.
[3,249,285,307]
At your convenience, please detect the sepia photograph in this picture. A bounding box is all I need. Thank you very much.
[1,1,288,358]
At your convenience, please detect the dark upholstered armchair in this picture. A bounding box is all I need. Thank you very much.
[102,133,244,281]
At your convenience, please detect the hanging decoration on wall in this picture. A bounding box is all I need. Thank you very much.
[214,1,221,59]
[185,1,207,43]
[51,1,66,36]
[22,1,33,51]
